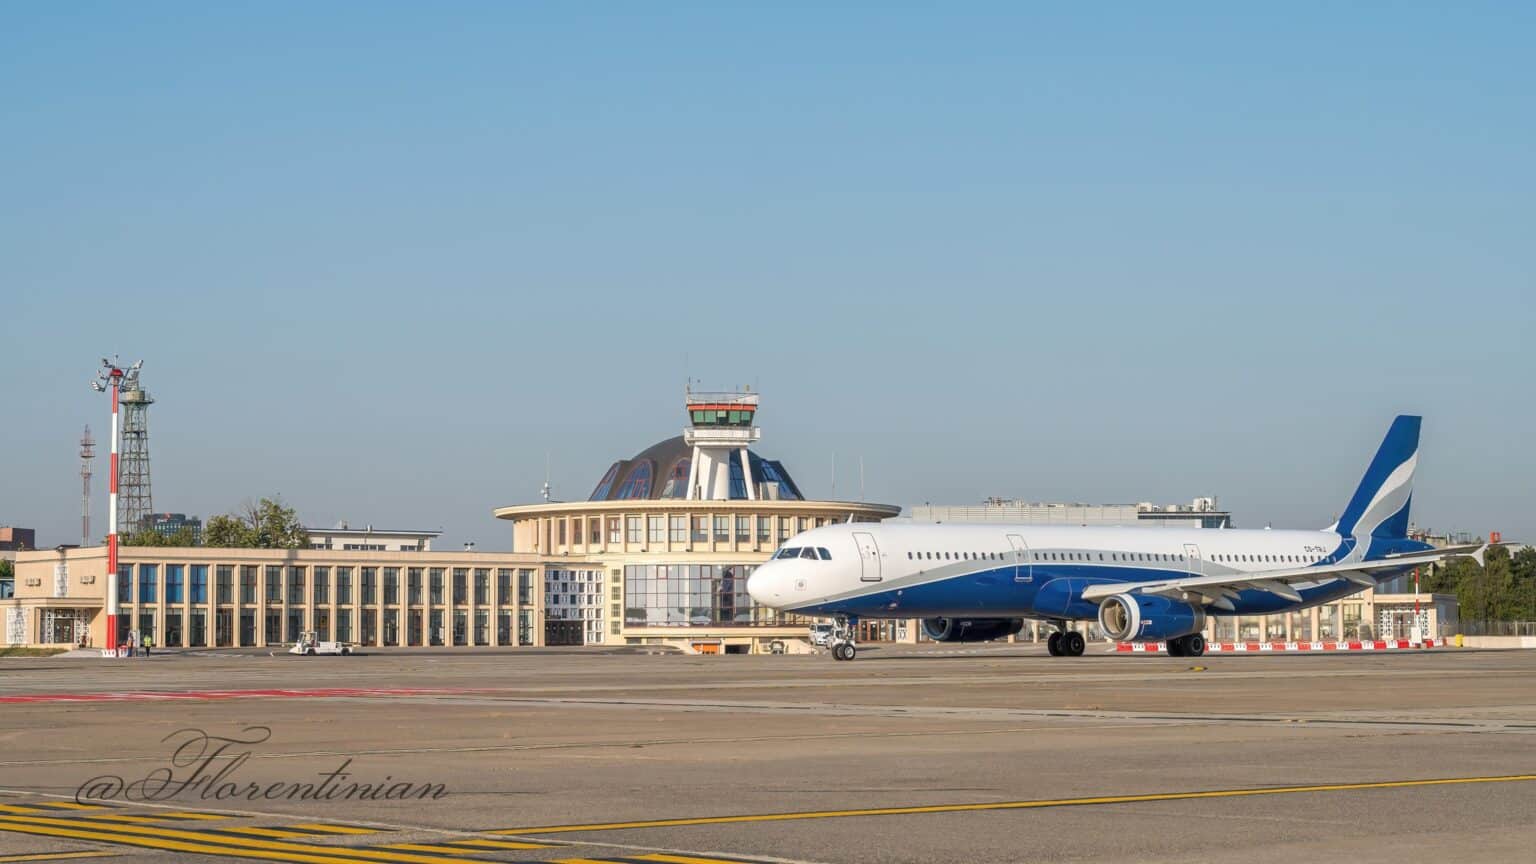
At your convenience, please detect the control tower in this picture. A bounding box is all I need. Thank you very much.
[682,388,762,500]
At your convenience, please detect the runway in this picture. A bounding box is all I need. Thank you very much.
[3,645,1536,863]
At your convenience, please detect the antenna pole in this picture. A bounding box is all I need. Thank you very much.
[92,358,135,657]
[80,425,95,547]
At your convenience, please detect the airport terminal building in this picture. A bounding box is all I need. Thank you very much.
[4,390,900,653]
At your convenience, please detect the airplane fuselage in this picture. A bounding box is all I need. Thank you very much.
[746,522,1429,621]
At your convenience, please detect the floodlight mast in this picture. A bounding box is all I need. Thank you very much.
[91,357,136,658]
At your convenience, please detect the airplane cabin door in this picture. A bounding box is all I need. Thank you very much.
[1184,543,1202,576]
[1007,534,1031,583]
[854,532,882,582]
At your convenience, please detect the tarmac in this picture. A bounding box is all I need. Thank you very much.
[3,644,1536,864]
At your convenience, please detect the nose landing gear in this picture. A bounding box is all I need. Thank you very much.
[829,615,858,661]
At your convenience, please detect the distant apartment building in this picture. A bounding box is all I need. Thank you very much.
[0,527,37,551]
[138,513,203,544]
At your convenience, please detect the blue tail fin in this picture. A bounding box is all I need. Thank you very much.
[1334,415,1420,542]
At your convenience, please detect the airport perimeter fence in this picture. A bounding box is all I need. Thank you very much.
[1457,621,1536,637]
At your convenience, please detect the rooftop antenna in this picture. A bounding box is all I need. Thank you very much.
[79,425,95,547]
[541,452,554,503]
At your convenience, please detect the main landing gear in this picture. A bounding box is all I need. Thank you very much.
[1164,633,1207,657]
[829,615,858,661]
[1046,624,1086,657]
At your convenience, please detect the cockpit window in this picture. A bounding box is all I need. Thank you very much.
[775,547,801,560]
[799,547,818,560]
[817,547,832,560]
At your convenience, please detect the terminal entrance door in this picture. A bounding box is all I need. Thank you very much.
[215,610,233,647]
[854,532,881,582]
[545,619,583,646]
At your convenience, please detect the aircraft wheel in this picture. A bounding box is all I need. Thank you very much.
[1165,638,1185,657]
[1047,632,1063,656]
[1184,634,1206,657]
[1062,631,1086,657]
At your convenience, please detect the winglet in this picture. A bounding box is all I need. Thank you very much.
[1472,543,1488,568]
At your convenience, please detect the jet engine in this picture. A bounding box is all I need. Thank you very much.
[921,617,1025,643]
[1096,593,1206,642]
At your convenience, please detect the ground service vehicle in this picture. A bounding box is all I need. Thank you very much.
[289,631,353,656]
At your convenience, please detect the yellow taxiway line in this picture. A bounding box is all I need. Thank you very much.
[494,773,1536,835]
[0,816,498,864]
[0,848,116,854]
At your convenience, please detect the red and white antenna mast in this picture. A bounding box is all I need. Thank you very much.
[92,357,140,658]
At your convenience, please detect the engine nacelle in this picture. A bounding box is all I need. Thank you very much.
[1096,593,1207,642]
[921,617,1025,643]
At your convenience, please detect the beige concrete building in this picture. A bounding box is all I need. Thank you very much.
[4,388,903,653]
[492,389,902,652]
[3,545,550,650]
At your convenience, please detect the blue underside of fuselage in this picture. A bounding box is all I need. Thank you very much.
[786,562,1417,621]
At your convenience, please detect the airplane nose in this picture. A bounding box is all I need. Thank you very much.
[748,564,786,606]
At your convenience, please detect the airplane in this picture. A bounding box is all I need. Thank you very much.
[746,415,1494,660]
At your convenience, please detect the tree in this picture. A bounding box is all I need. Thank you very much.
[203,498,308,549]
[0,559,13,583]
[122,526,198,547]
[203,514,254,548]
[1512,546,1536,621]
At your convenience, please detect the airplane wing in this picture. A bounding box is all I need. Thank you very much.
[1080,544,1495,610]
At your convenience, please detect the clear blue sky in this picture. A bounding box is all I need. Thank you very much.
[3,3,1532,550]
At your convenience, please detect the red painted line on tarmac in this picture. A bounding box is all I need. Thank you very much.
[0,687,506,704]
[1114,639,1443,654]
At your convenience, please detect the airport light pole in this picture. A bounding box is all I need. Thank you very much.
[92,358,140,657]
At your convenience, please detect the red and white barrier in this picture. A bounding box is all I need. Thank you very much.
[1115,639,1443,653]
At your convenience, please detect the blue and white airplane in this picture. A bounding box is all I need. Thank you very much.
[746,416,1491,660]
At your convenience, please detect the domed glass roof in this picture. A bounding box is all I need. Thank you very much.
[588,436,804,502]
